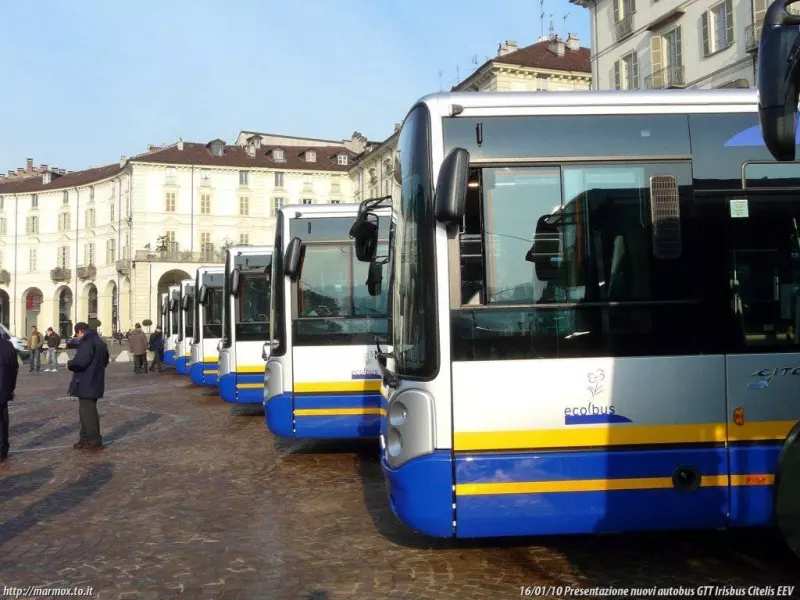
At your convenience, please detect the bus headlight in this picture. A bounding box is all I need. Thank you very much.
[385,389,435,469]
[264,360,283,403]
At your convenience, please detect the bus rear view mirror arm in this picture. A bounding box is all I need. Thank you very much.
[757,0,800,161]
[198,285,208,305]
[434,147,470,238]
[230,268,241,297]
[284,237,304,281]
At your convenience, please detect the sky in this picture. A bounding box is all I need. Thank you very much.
[0,0,590,173]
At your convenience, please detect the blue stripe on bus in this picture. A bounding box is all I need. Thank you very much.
[220,373,264,404]
[164,349,176,366]
[264,392,384,439]
[219,373,236,402]
[189,362,205,386]
[293,393,383,410]
[189,361,218,386]
[265,392,294,438]
[728,444,782,527]
[175,356,190,375]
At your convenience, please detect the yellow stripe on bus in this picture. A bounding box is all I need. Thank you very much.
[203,369,218,375]
[294,381,383,394]
[294,408,387,417]
[453,421,795,452]
[237,383,263,389]
[455,474,774,496]
[237,366,265,374]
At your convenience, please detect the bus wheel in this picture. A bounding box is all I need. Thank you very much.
[775,421,800,559]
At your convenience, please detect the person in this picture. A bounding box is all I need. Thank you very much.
[27,325,43,372]
[0,331,19,464]
[128,323,149,374]
[44,327,61,373]
[67,322,110,451]
[149,326,164,372]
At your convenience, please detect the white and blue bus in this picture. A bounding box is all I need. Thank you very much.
[175,278,195,375]
[158,292,169,335]
[264,203,390,439]
[218,245,273,404]
[190,266,225,386]
[164,284,181,366]
[349,89,800,542]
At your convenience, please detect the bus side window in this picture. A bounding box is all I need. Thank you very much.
[460,168,484,306]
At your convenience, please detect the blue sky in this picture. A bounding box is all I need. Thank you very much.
[0,0,589,173]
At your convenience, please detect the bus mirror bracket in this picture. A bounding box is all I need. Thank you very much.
[181,296,189,310]
[434,147,470,238]
[198,285,208,305]
[757,0,800,161]
[284,237,304,281]
[526,214,562,281]
[366,261,383,297]
[169,299,177,311]
[351,212,379,262]
[230,268,241,297]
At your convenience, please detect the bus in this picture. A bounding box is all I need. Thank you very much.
[164,284,181,366]
[349,90,800,542]
[189,266,225,386]
[158,292,169,339]
[175,278,195,375]
[218,245,273,403]
[263,203,390,439]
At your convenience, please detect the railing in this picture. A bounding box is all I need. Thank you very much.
[115,259,131,275]
[644,64,685,89]
[77,264,97,280]
[51,267,71,282]
[614,14,634,41]
[0,270,10,284]
[133,249,227,263]
[745,19,762,53]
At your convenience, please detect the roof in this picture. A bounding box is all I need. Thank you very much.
[238,130,347,145]
[493,39,591,73]
[133,142,353,172]
[0,163,124,195]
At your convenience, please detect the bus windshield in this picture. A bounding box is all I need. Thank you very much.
[236,271,270,341]
[184,295,194,339]
[171,297,179,335]
[203,287,223,339]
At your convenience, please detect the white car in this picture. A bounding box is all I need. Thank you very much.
[0,323,30,359]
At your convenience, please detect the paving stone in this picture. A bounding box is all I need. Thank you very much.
[0,365,798,599]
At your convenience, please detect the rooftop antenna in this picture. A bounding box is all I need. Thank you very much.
[549,15,555,39]
[438,69,443,92]
[472,54,478,66]
[563,12,570,36]
[540,0,545,39]
[456,65,460,85]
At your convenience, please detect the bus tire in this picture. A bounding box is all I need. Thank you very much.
[775,420,800,559]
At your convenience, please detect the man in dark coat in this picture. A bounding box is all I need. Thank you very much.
[0,331,19,464]
[67,322,110,451]
[149,326,164,372]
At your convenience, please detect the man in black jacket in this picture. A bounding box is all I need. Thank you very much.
[67,322,110,451]
[148,326,164,372]
[0,331,19,464]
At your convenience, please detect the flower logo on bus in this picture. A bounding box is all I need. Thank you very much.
[747,367,800,390]
[564,368,632,425]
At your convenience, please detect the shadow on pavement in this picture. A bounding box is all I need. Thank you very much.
[0,466,53,503]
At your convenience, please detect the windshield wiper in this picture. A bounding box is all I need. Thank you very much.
[374,336,399,388]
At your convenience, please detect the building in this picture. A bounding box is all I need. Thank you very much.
[571,0,788,90]
[350,34,592,202]
[0,135,357,338]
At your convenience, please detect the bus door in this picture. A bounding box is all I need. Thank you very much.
[720,189,800,527]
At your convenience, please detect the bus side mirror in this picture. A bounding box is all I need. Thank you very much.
[230,268,241,297]
[757,0,800,161]
[169,299,177,311]
[181,296,189,310]
[366,261,383,297]
[350,212,379,262]
[284,237,304,281]
[525,214,562,281]
[198,285,208,305]
[434,147,470,237]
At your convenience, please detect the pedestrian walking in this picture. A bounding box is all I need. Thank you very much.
[27,325,43,372]
[44,327,61,372]
[0,331,19,465]
[149,326,165,372]
[128,323,149,374]
[67,322,110,451]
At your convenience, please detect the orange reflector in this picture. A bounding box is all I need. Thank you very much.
[733,407,745,426]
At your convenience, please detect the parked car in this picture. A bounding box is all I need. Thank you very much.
[1,323,29,360]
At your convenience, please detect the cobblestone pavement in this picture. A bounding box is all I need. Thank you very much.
[1,365,798,600]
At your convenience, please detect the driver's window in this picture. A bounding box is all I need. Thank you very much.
[297,243,350,317]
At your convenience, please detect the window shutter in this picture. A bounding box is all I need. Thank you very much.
[632,52,640,89]
[675,26,683,66]
[701,12,710,57]
[614,60,621,89]
[650,35,663,87]
[628,0,635,14]
[613,0,620,22]
[754,0,767,22]
[725,0,734,47]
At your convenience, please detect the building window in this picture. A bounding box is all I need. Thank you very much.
[29,248,37,272]
[239,196,249,216]
[63,190,69,205]
[84,242,95,266]
[331,179,341,193]
[0,196,4,210]
[239,233,249,245]
[26,216,39,235]
[273,149,285,162]
[337,154,348,166]
[58,212,70,233]
[58,246,69,269]
[200,168,210,182]
[0,218,6,236]
[165,192,176,212]
[303,174,312,185]
[109,203,115,224]
[164,230,177,252]
[306,150,316,162]
[106,239,116,264]
[274,172,284,187]
[271,197,283,217]
[239,170,249,186]
[31,194,38,209]
[90,186,95,201]
[330,199,341,204]
[85,208,96,229]
[614,51,639,90]
[302,198,313,205]
[702,0,733,56]
[201,232,213,259]
[166,167,176,185]
[201,194,211,214]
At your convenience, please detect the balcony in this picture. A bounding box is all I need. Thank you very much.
[745,19,763,53]
[0,270,9,285]
[614,14,634,41]
[134,249,226,264]
[50,267,71,282]
[645,64,686,89]
[115,259,131,275]
[77,264,97,280]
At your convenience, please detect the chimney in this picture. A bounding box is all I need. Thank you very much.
[394,123,402,133]
[17,167,24,175]
[549,36,566,57]
[497,40,518,56]
[245,144,255,158]
[120,156,127,168]
[7,170,13,177]
[26,158,33,173]
[41,164,48,172]
[566,33,580,51]
[177,140,184,151]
